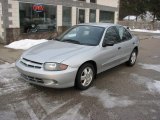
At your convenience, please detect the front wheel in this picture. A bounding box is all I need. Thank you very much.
[126,49,137,66]
[75,63,95,90]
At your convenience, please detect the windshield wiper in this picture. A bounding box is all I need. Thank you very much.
[62,39,80,44]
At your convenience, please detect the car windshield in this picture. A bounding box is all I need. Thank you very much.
[58,25,105,46]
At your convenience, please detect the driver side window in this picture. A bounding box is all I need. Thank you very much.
[103,27,120,44]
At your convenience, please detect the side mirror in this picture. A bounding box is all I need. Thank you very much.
[102,40,115,47]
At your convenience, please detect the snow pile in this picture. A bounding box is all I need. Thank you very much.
[123,12,157,22]
[131,29,160,33]
[153,36,160,39]
[123,15,137,21]
[5,39,48,50]
[0,63,30,96]
[131,74,160,94]
[81,87,134,108]
[139,63,160,73]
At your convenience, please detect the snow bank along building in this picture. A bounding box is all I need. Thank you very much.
[0,0,120,44]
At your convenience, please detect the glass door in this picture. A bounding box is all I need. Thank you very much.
[77,9,85,24]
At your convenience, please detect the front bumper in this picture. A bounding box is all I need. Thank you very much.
[16,60,78,88]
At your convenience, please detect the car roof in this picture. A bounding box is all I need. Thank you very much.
[78,23,121,28]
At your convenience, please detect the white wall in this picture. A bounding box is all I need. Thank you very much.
[72,7,77,26]
[96,9,100,23]
[97,0,119,8]
[8,0,20,28]
[57,5,63,27]
[0,2,4,40]
[114,11,119,24]
[85,8,90,23]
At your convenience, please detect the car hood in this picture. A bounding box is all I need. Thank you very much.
[22,40,93,63]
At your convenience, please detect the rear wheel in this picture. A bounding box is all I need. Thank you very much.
[75,63,95,90]
[126,49,137,66]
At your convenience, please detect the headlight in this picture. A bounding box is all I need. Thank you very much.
[44,62,68,71]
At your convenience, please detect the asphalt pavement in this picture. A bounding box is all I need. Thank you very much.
[0,32,160,120]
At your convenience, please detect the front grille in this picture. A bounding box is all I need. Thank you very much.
[20,58,42,69]
[21,74,44,84]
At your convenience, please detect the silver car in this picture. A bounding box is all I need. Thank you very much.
[16,23,139,90]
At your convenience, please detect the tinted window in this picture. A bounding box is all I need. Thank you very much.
[90,0,96,3]
[104,27,121,43]
[63,7,71,28]
[116,26,132,41]
[90,9,96,22]
[100,11,114,23]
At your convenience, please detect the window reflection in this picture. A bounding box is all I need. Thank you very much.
[100,11,114,23]
[90,9,96,22]
[63,7,71,28]
[19,3,56,33]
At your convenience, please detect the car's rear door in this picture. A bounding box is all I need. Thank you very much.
[115,26,135,61]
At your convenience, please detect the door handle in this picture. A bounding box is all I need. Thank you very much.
[118,47,121,50]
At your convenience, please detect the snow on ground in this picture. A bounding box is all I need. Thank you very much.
[0,63,31,96]
[81,87,134,108]
[152,56,159,59]
[152,36,160,39]
[131,29,160,33]
[131,74,160,94]
[5,39,48,50]
[0,104,17,120]
[37,97,71,118]
[139,63,160,73]
[56,103,86,120]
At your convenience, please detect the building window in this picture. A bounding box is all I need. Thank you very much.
[19,3,56,33]
[62,7,71,28]
[90,9,96,22]
[90,0,96,3]
[78,9,85,23]
[99,11,114,23]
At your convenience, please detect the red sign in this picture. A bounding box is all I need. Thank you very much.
[32,4,44,12]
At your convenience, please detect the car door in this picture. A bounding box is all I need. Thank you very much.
[115,26,135,61]
[98,26,122,72]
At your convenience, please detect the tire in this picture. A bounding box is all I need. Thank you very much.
[75,63,95,90]
[126,49,137,66]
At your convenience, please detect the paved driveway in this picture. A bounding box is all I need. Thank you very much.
[0,33,160,120]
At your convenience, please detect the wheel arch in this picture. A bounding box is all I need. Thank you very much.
[80,60,97,75]
[75,60,97,81]
[134,46,139,55]
[74,60,97,89]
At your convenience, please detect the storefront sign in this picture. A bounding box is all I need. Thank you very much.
[32,4,44,12]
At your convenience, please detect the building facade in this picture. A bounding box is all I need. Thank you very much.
[0,0,120,44]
